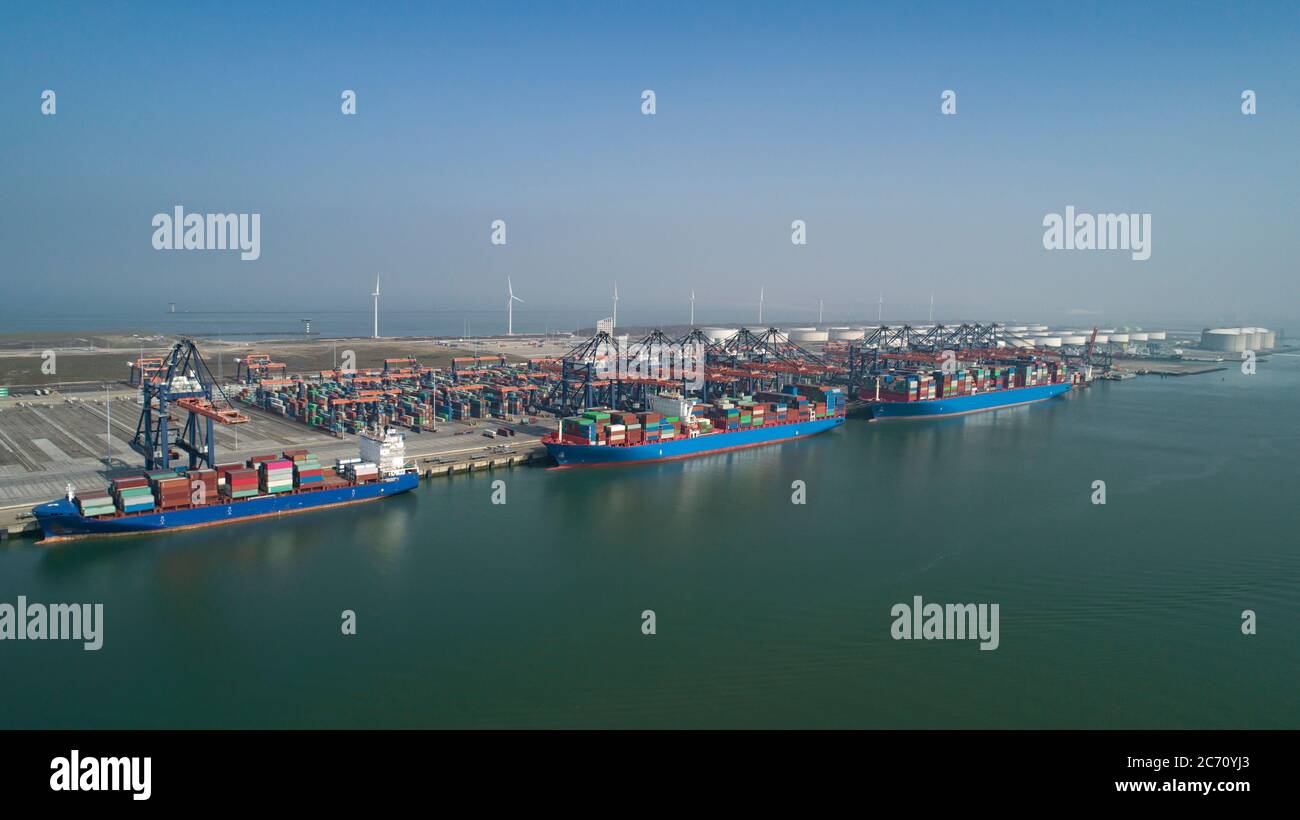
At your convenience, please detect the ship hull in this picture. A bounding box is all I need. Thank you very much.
[545,416,845,467]
[865,382,1071,420]
[32,472,420,543]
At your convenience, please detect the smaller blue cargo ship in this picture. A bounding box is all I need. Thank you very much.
[33,427,418,543]
[544,386,846,467]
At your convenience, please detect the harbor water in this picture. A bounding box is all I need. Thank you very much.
[1,357,1297,728]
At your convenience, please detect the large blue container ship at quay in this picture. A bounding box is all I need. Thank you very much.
[544,386,846,467]
[33,427,418,543]
[859,359,1074,420]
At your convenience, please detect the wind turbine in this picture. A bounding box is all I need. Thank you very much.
[507,277,523,335]
[758,286,765,325]
[877,293,884,323]
[612,282,619,331]
[818,299,823,324]
[372,274,380,338]
[929,291,935,323]
[689,289,695,326]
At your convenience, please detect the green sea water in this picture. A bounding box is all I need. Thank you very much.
[1,357,1297,728]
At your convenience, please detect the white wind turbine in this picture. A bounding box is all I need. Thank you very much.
[507,277,523,335]
[372,274,381,338]
[758,286,765,325]
[689,289,695,326]
[612,282,619,330]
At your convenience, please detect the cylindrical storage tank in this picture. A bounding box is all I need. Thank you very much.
[1040,337,1062,348]
[1241,328,1265,350]
[787,326,816,333]
[1109,333,1130,344]
[1061,334,1088,344]
[703,327,738,342]
[1147,331,1166,341]
[1130,332,1149,342]
[1261,330,1276,349]
[830,328,864,341]
[1007,325,1029,332]
[1202,329,1244,352]
[1092,334,1109,344]
[1030,324,1049,332]
[789,330,828,343]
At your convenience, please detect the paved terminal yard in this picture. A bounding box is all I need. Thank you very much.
[0,387,556,539]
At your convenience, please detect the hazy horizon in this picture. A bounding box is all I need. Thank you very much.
[3,1,1298,331]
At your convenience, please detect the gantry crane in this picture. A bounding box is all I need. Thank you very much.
[132,338,248,471]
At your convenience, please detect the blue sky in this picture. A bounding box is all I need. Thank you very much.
[2,1,1297,329]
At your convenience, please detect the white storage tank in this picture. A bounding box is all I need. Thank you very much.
[1130,332,1149,342]
[1061,334,1088,345]
[830,328,864,340]
[703,327,739,342]
[1041,337,1062,348]
[1029,324,1049,332]
[1109,333,1130,344]
[789,330,829,343]
[1199,328,1241,352]
[1147,331,1166,341]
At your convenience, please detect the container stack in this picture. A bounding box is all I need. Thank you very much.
[113,477,156,513]
[349,462,380,483]
[186,469,218,503]
[222,468,259,499]
[292,453,325,488]
[154,475,191,510]
[77,490,116,517]
[260,460,295,494]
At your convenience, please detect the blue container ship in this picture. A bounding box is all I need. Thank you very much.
[860,360,1073,420]
[544,386,846,467]
[33,427,418,543]
[865,382,1070,419]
